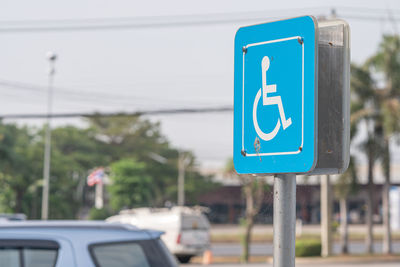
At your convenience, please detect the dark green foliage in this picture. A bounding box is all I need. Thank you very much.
[89,207,112,220]
[108,159,154,210]
[0,116,216,219]
[295,240,322,257]
[0,123,41,217]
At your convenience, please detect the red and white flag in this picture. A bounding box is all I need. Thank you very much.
[87,167,105,187]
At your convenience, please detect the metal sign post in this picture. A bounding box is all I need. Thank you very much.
[233,16,350,267]
[274,174,296,267]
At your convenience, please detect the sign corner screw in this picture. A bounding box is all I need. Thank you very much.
[242,46,248,53]
[241,149,247,157]
[297,37,304,45]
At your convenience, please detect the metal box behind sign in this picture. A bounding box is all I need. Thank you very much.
[311,19,350,175]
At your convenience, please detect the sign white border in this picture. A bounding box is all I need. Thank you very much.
[242,36,304,156]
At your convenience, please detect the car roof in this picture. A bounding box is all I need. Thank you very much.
[0,220,164,243]
[0,220,138,230]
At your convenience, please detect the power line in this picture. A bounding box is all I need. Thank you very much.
[0,7,327,28]
[3,7,399,33]
[1,6,400,35]
[0,16,293,33]
[0,15,398,33]
[0,106,233,120]
[4,6,398,26]
[0,79,228,107]
[0,7,328,25]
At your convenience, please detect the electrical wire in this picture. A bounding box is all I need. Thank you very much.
[1,7,399,33]
[0,106,233,120]
[0,79,230,107]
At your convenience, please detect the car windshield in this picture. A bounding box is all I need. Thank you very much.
[90,239,178,267]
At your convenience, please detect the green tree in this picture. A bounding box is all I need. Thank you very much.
[367,35,400,254]
[0,123,40,216]
[46,126,106,219]
[0,123,110,219]
[108,158,154,210]
[350,63,382,253]
[0,116,215,219]
[87,116,216,207]
[87,116,169,161]
[87,116,179,206]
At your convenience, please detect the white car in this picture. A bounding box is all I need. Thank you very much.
[0,220,178,267]
[107,206,210,263]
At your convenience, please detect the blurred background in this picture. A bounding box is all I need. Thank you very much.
[1,0,400,265]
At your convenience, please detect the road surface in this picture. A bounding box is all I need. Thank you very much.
[184,263,399,267]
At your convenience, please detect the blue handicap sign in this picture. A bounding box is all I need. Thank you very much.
[233,16,317,174]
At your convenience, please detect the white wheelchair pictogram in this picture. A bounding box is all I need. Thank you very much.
[253,56,292,141]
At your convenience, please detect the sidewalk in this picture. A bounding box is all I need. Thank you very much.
[210,224,400,243]
[211,224,399,235]
[190,254,400,265]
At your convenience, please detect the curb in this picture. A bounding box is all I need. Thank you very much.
[192,255,400,264]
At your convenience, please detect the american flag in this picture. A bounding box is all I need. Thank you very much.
[87,167,105,187]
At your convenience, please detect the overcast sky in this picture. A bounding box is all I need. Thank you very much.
[1,0,400,169]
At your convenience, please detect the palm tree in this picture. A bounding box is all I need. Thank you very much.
[367,35,400,254]
[335,156,358,254]
[350,63,380,253]
[360,122,383,253]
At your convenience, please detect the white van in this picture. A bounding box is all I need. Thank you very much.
[107,206,210,263]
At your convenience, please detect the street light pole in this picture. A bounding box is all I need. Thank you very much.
[178,152,191,206]
[41,51,57,220]
[178,152,185,206]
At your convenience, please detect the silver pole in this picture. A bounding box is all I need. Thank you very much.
[41,52,57,220]
[177,152,185,206]
[95,182,104,209]
[274,174,296,267]
[321,175,333,256]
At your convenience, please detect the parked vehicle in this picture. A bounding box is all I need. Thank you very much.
[0,213,26,221]
[0,220,178,267]
[107,206,210,263]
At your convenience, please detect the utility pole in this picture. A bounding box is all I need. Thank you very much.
[178,152,189,206]
[41,51,57,220]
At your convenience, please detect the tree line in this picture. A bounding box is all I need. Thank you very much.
[0,116,217,219]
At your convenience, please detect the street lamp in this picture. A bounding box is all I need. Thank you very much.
[41,51,57,220]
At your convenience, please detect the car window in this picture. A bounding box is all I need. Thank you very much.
[92,243,150,267]
[181,215,209,230]
[0,239,59,267]
[0,249,19,267]
[90,239,178,267]
[24,248,58,267]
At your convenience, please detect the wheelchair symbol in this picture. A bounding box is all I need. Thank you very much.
[253,56,292,141]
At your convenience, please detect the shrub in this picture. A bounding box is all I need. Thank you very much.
[295,239,321,257]
[332,221,340,233]
[88,207,112,220]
